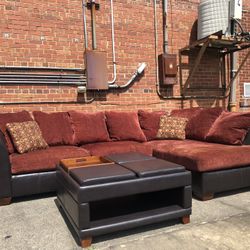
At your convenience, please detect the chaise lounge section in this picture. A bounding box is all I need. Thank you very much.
[152,139,250,200]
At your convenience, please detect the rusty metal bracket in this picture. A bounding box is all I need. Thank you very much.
[226,49,250,94]
[181,40,209,95]
[87,1,100,10]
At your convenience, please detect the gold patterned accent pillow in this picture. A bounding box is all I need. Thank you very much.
[156,115,188,140]
[6,121,48,154]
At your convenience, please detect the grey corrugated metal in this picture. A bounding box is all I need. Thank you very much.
[198,0,231,40]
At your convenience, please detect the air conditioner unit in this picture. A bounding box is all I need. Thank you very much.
[244,83,250,97]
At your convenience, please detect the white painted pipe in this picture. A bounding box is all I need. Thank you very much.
[108,0,117,85]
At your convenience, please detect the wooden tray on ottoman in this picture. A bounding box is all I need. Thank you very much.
[60,156,114,172]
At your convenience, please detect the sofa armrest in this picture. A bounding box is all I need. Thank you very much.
[0,130,12,199]
[243,129,250,145]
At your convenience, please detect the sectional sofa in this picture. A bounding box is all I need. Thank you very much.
[0,107,250,205]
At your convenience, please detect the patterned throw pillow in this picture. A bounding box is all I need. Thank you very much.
[6,121,48,154]
[156,116,188,140]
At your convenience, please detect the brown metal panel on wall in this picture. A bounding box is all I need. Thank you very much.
[158,53,177,86]
[85,50,108,90]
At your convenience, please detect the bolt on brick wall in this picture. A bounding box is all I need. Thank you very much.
[0,0,248,112]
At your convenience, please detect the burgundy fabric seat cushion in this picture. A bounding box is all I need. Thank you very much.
[143,140,176,149]
[153,139,250,172]
[0,111,33,154]
[10,146,90,174]
[81,141,152,156]
[69,111,110,145]
[33,111,74,146]
[105,111,147,142]
[138,110,166,141]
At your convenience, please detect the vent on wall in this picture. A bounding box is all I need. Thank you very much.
[244,83,250,97]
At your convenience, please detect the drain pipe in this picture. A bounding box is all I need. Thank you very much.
[229,53,237,111]
[108,0,117,85]
[229,20,237,111]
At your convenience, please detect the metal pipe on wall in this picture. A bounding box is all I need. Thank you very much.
[154,0,181,99]
[163,0,168,53]
[0,66,83,71]
[90,0,97,50]
[108,0,117,85]
[82,0,88,49]
[229,20,237,111]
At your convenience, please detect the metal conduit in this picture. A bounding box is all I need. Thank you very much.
[82,0,117,85]
[82,0,88,49]
[163,0,168,53]
[108,0,117,85]
[0,101,85,105]
[0,66,83,71]
[0,73,86,86]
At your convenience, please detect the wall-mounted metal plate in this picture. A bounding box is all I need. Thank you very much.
[85,50,108,90]
[158,53,177,86]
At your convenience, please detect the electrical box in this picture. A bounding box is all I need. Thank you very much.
[158,53,177,86]
[230,0,242,20]
[85,50,108,90]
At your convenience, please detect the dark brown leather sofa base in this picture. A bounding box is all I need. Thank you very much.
[192,166,250,201]
[153,143,250,201]
[56,153,192,248]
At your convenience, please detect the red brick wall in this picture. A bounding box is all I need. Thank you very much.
[0,0,248,113]
[239,1,250,110]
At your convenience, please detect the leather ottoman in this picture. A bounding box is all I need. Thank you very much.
[56,153,192,248]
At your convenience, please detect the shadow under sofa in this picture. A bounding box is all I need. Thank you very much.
[1,108,250,205]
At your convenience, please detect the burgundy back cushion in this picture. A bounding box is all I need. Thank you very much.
[187,107,223,141]
[0,111,33,154]
[105,111,147,142]
[69,111,110,145]
[206,111,250,145]
[170,107,202,138]
[138,110,166,141]
[33,111,74,146]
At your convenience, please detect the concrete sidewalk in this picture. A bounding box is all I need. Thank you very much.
[0,189,249,250]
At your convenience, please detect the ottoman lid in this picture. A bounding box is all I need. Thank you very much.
[69,163,136,186]
[120,159,185,178]
[105,152,153,164]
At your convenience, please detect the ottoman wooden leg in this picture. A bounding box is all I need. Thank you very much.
[0,197,11,206]
[181,215,190,224]
[80,237,92,248]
